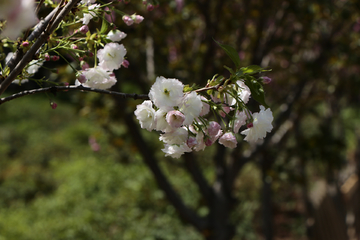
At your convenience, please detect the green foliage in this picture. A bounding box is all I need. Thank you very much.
[0,96,202,240]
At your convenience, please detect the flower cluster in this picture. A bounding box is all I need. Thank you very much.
[135,76,273,158]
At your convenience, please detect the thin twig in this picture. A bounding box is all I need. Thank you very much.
[0,85,149,105]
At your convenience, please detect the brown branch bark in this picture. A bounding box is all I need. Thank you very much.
[0,85,149,105]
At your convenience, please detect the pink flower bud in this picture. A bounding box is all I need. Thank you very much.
[72,45,78,49]
[247,122,253,128]
[205,138,213,146]
[88,51,94,57]
[78,74,87,83]
[122,59,129,68]
[81,62,90,70]
[122,15,134,26]
[207,121,223,142]
[166,110,185,128]
[51,55,60,61]
[79,25,89,34]
[51,102,57,109]
[44,53,50,61]
[207,121,221,137]
[147,4,154,11]
[133,15,144,24]
[22,41,29,47]
[219,132,237,149]
[219,105,231,117]
[187,137,197,148]
[261,76,272,84]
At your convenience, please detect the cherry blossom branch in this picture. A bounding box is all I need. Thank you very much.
[0,0,81,96]
[0,85,149,105]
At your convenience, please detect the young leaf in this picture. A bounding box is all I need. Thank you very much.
[100,18,109,34]
[214,40,241,69]
[241,65,263,74]
[244,77,269,108]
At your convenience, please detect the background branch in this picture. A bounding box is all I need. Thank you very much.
[0,85,149,105]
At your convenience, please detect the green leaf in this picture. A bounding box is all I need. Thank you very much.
[243,77,269,108]
[214,40,241,69]
[241,65,263,74]
[100,18,109,34]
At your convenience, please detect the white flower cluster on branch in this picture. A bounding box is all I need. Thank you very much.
[135,76,274,158]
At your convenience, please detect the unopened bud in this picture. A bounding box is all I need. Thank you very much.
[187,137,197,148]
[133,15,144,24]
[81,62,90,70]
[51,102,58,109]
[79,25,89,34]
[261,76,272,84]
[205,138,213,146]
[78,74,87,84]
[147,4,154,11]
[51,55,60,61]
[122,15,134,26]
[122,59,130,68]
[22,41,29,47]
[247,122,253,128]
[44,53,50,61]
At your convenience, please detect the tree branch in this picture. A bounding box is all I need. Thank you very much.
[0,85,149,105]
[183,153,213,202]
[123,112,208,232]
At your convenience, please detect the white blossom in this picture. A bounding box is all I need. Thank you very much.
[134,100,156,131]
[162,143,192,159]
[194,130,206,151]
[236,80,251,104]
[233,110,247,133]
[82,4,99,25]
[106,30,127,42]
[179,92,202,125]
[81,0,96,5]
[241,106,273,143]
[77,66,116,89]
[159,127,188,145]
[199,96,210,116]
[26,59,44,75]
[97,43,127,71]
[154,109,174,133]
[149,76,184,110]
